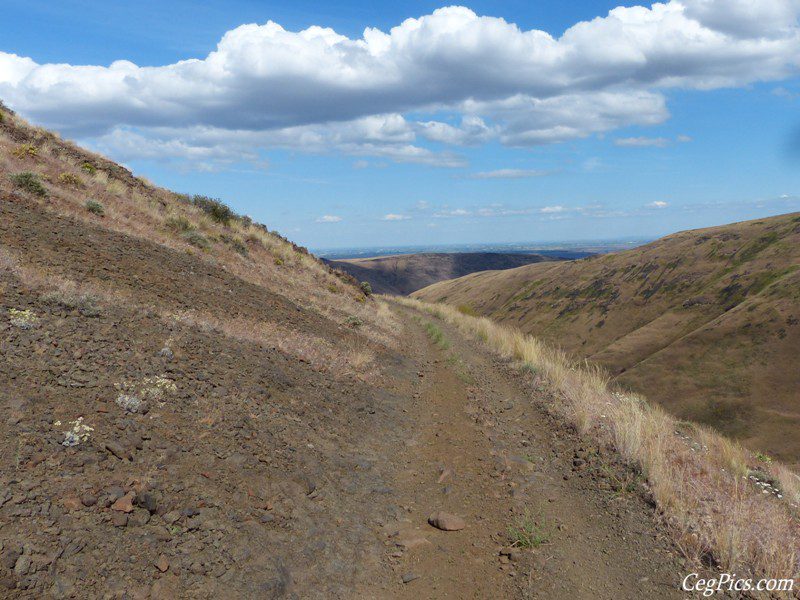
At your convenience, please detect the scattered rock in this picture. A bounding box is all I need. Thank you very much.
[396,536,430,550]
[111,513,128,527]
[401,573,420,583]
[136,492,158,514]
[155,554,170,573]
[437,468,452,484]
[48,575,76,599]
[111,492,135,513]
[1,547,21,570]
[81,494,98,507]
[163,511,181,525]
[500,547,523,562]
[104,441,132,461]
[427,511,465,531]
[61,496,82,511]
[13,554,31,576]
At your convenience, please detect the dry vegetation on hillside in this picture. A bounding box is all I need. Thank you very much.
[395,296,800,584]
[0,104,398,351]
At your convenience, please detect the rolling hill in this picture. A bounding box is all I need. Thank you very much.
[325,252,577,295]
[414,214,800,464]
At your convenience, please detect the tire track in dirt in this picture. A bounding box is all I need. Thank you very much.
[374,306,684,598]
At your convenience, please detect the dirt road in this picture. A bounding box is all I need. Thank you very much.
[365,306,685,598]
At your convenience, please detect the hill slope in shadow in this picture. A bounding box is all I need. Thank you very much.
[325,252,575,295]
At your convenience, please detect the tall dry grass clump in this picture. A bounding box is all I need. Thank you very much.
[394,296,800,583]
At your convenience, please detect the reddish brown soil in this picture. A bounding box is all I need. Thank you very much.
[1,198,686,598]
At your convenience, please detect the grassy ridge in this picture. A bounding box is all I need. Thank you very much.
[412,214,800,464]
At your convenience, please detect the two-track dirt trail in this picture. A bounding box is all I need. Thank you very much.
[367,306,685,599]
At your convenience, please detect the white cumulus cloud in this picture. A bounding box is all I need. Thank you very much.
[1,2,798,167]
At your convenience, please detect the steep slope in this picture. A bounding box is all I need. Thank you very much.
[324,252,573,295]
[0,102,408,597]
[414,214,800,463]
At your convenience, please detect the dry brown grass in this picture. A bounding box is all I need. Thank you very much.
[166,310,379,382]
[394,296,800,583]
[0,246,383,383]
[0,107,399,347]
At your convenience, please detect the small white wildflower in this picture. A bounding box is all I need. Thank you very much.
[53,420,61,426]
[141,375,177,403]
[62,417,94,447]
[9,308,39,329]
[115,394,142,413]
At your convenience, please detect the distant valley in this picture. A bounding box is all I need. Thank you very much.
[324,251,588,295]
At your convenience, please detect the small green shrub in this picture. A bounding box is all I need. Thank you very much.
[755,452,773,464]
[8,308,39,329]
[192,195,235,225]
[457,304,477,316]
[11,144,38,159]
[360,281,373,296]
[165,215,194,232]
[182,230,210,250]
[42,289,101,317]
[424,322,450,350]
[9,172,47,197]
[508,512,550,549]
[221,234,249,256]
[58,172,84,187]
[85,199,105,216]
[80,162,97,175]
[345,316,363,328]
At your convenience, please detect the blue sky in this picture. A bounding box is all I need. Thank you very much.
[1,0,799,250]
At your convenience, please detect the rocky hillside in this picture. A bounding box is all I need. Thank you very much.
[324,252,572,295]
[414,214,800,464]
[0,103,414,597]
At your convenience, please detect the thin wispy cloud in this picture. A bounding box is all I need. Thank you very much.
[615,136,671,148]
[468,169,550,179]
[382,213,411,221]
[316,215,342,223]
[615,135,693,148]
